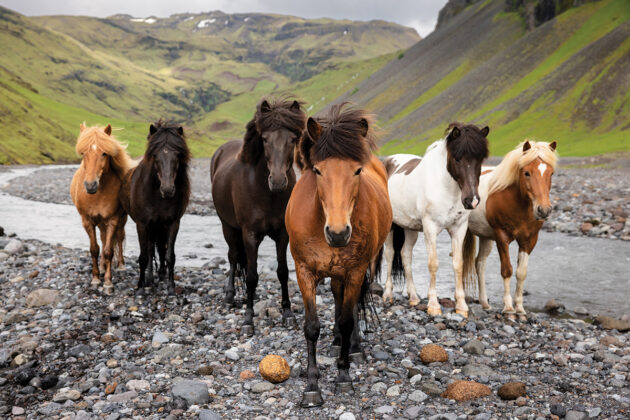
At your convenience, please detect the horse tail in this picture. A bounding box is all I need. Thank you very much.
[359,246,384,332]
[462,229,477,297]
[391,223,405,286]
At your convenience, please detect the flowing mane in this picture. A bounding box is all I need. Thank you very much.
[239,97,306,164]
[76,125,135,176]
[299,102,377,169]
[487,140,558,195]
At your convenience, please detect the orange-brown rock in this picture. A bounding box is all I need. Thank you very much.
[239,370,256,380]
[105,382,118,395]
[441,380,491,401]
[498,382,526,400]
[259,355,291,383]
[420,344,449,364]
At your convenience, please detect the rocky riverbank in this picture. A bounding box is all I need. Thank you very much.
[1,233,629,419]
[3,157,630,240]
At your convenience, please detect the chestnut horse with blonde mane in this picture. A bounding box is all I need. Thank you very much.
[70,124,135,294]
[464,140,558,319]
[286,104,392,407]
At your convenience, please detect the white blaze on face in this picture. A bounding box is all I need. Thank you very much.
[92,144,96,151]
[538,162,547,176]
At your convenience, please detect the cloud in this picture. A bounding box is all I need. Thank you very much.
[1,0,448,36]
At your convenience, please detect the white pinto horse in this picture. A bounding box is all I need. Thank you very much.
[381,123,489,317]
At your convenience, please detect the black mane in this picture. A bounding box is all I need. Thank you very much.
[445,122,489,161]
[300,102,377,169]
[238,97,306,164]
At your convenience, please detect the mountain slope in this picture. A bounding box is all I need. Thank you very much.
[0,7,418,163]
[339,0,630,156]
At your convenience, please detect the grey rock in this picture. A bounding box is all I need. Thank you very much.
[463,339,485,355]
[386,385,400,396]
[462,363,494,377]
[199,409,222,420]
[408,390,428,403]
[373,351,390,361]
[404,406,422,419]
[156,344,183,359]
[566,411,587,420]
[421,382,443,396]
[4,239,23,254]
[587,408,601,418]
[374,405,394,414]
[152,330,169,345]
[339,413,356,420]
[38,402,62,416]
[172,380,209,404]
[429,414,457,420]
[551,404,567,417]
[371,382,387,394]
[251,381,274,393]
[503,325,516,335]
[225,348,240,361]
[107,390,138,403]
[52,387,81,402]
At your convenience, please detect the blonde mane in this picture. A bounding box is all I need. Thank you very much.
[487,140,558,195]
[76,125,135,175]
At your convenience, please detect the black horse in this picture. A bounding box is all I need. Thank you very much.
[120,121,190,295]
[210,97,306,335]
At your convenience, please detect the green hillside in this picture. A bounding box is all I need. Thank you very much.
[0,7,418,163]
[338,0,630,156]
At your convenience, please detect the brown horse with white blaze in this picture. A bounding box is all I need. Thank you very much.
[464,140,558,319]
[286,104,392,407]
[70,124,135,294]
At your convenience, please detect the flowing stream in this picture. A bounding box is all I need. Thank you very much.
[1,166,629,316]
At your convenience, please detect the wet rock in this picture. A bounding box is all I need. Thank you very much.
[259,354,290,383]
[441,380,491,401]
[545,299,565,314]
[420,344,448,364]
[172,380,209,405]
[463,339,485,355]
[498,382,526,400]
[595,315,630,332]
[25,289,60,307]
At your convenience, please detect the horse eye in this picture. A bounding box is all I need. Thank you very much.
[354,167,363,176]
[313,167,321,176]
[525,171,530,177]
[102,152,107,157]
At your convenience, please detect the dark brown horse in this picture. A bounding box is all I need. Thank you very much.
[286,104,392,407]
[210,98,306,335]
[120,121,190,295]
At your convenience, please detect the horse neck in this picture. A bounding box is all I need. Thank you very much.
[425,141,459,194]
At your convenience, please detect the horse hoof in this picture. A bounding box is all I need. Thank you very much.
[482,305,492,311]
[282,315,296,328]
[103,285,114,295]
[504,313,517,321]
[242,324,255,337]
[300,390,324,407]
[456,309,469,318]
[135,287,146,296]
[91,279,100,288]
[409,299,420,307]
[517,314,527,322]
[329,345,341,357]
[335,381,354,394]
[382,295,393,305]
[117,265,127,272]
[349,352,364,364]
[427,307,442,316]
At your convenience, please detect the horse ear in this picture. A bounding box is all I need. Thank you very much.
[449,126,460,140]
[307,117,321,142]
[290,100,301,112]
[79,123,86,132]
[260,100,271,113]
[480,126,490,137]
[549,141,557,151]
[358,118,369,137]
[522,141,531,152]
[177,126,184,136]
[104,124,112,136]
[149,124,157,135]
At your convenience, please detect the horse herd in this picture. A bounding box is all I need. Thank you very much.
[69,97,558,407]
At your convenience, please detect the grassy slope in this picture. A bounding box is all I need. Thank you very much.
[374,0,630,156]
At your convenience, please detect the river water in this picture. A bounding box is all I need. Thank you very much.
[1,166,629,317]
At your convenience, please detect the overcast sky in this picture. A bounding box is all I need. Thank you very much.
[0,0,448,37]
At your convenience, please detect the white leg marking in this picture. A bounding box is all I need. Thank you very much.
[514,251,529,315]
[383,231,394,303]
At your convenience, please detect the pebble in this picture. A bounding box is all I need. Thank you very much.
[52,388,81,402]
[339,413,356,420]
[172,381,209,405]
[463,339,485,355]
[408,389,428,403]
[251,381,274,393]
[386,385,400,397]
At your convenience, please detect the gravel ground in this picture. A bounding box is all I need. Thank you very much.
[1,235,629,419]
[3,156,630,240]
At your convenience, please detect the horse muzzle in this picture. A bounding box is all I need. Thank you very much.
[325,225,352,248]
[268,175,288,193]
[84,180,98,195]
[535,205,552,220]
[160,186,176,199]
[462,195,479,210]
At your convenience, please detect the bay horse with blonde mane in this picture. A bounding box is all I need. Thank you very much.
[286,104,392,407]
[381,123,489,317]
[120,121,190,295]
[70,124,134,294]
[211,97,306,335]
[464,140,558,320]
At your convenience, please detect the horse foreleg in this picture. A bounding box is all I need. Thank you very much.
[382,230,395,304]
[476,238,493,310]
[402,229,420,306]
[242,229,261,336]
[221,224,241,306]
[82,218,100,288]
[275,231,294,326]
[99,227,107,273]
[101,219,119,295]
[165,221,180,296]
[296,263,323,407]
[335,272,363,393]
[423,222,441,316]
[136,224,149,293]
[494,230,515,318]
[514,249,530,318]
[330,277,343,355]
[449,224,469,317]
